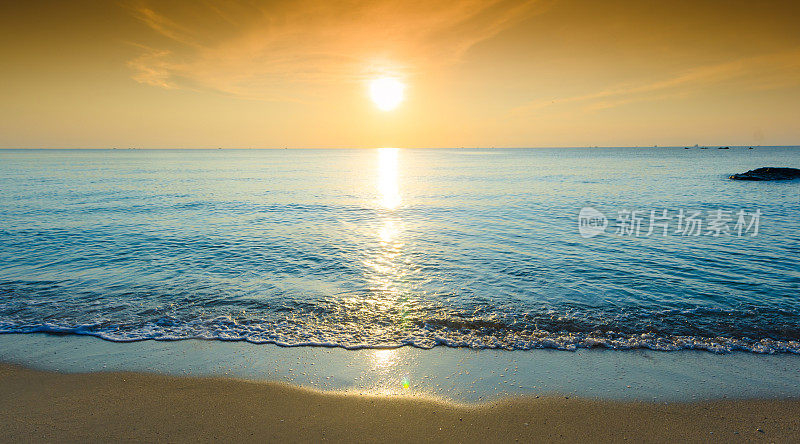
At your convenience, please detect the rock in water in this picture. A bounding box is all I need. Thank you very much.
[729,167,800,181]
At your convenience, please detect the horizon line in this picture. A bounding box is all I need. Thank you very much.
[1,145,796,150]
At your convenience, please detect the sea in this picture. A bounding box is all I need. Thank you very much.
[1,147,798,354]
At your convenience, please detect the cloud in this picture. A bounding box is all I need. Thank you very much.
[514,49,800,114]
[127,45,179,90]
[126,0,543,100]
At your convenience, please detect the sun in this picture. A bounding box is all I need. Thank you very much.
[369,78,404,111]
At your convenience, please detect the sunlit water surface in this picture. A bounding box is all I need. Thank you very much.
[1,148,798,353]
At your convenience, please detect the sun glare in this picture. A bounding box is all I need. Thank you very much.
[377,148,400,209]
[369,78,404,111]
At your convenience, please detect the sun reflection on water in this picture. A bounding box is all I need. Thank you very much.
[339,148,419,394]
[372,348,397,369]
[378,219,399,243]
[377,148,401,210]
[370,348,412,395]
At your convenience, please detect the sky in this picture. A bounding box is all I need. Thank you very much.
[1,0,799,148]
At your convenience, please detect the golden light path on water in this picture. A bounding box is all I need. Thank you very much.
[377,148,401,210]
[367,148,412,395]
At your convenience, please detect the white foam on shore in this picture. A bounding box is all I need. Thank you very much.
[1,321,798,355]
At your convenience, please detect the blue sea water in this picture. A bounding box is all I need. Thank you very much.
[0,148,798,353]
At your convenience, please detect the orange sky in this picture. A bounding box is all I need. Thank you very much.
[1,0,799,148]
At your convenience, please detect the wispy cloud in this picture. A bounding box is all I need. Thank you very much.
[513,49,800,115]
[126,0,544,100]
[127,45,180,90]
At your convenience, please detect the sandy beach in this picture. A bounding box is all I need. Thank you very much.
[2,363,799,443]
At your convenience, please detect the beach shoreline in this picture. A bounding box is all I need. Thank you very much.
[3,333,800,442]
[2,362,799,443]
[3,333,800,403]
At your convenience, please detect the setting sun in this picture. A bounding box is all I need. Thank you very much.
[369,78,404,111]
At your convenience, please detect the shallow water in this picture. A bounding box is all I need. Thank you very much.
[1,148,798,353]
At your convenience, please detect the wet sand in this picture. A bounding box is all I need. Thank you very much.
[4,333,800,403]
[2,363,799,443]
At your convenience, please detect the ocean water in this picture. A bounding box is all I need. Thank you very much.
[0,148,798,354]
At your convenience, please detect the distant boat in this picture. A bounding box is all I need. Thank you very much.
[700,146,709,149]
[718,146,730,149]
[684,147,690,149]
[749,146,754,149]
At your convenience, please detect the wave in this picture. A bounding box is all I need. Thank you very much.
[2,320,798,354]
